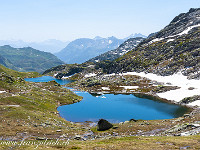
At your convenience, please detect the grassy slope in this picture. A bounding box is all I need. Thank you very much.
[0,65,83,138]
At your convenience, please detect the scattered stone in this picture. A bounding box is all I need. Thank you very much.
[36,137,47,140]
[183,114,191,118]
[56,130,62,132]
[45,122,52,125]
[97,119,113,131]
[165,123,200,134]
[60,134,67,138]
[188,87,195,90]
[74,135,82,140]
[180,146,190,149]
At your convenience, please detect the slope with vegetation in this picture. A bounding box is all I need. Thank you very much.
[0,45,64,73]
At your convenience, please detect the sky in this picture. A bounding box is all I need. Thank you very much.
[0,0,199,42]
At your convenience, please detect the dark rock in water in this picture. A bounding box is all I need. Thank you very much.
[97,119,113,131]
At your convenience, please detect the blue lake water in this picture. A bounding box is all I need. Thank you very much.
[25,76,188,123]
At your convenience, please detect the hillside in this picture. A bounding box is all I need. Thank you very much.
[0,45,64,73]
[88,37,145,62]
[103,8,200,79]
[0,55,17,70]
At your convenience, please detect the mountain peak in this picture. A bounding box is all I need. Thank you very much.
[152,8,200,40]
[94,36,103,40]
[124,33,147,40]
[189,8,200,13]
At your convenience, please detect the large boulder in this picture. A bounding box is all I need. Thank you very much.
[97,119,113,131]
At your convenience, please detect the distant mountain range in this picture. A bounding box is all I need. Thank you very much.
[0,39,69,53]
[0,45,64,73]
[55,34,146,64]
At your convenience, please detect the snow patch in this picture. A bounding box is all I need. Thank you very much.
[147,24,200,45]
[85,73,97,78]
[109,40,113,44]
[167,39,175,43]
[61,76,69,79]
[120,86,139,89]
[62,73,76,79]
[177,24,200,36]
[53,73,58,77]
[148,38,164,44]
[102,87,110,90]
[188,100,200,107]
[121,72,200,106]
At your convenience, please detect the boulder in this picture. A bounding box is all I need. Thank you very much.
[97,119,113,131]
[129,118,137,122]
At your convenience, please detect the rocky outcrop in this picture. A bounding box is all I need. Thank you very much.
[97,119,113,131]
[180,95,200,104]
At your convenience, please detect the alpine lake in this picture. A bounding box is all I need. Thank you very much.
[25,76,189,123]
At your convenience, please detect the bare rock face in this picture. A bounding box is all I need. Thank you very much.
[97,119,113,131]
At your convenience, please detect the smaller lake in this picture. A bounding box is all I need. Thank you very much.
[25,76,73,85]
[25,76,189,123]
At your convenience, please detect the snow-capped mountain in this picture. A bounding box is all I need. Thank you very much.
[88,37,145,62]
